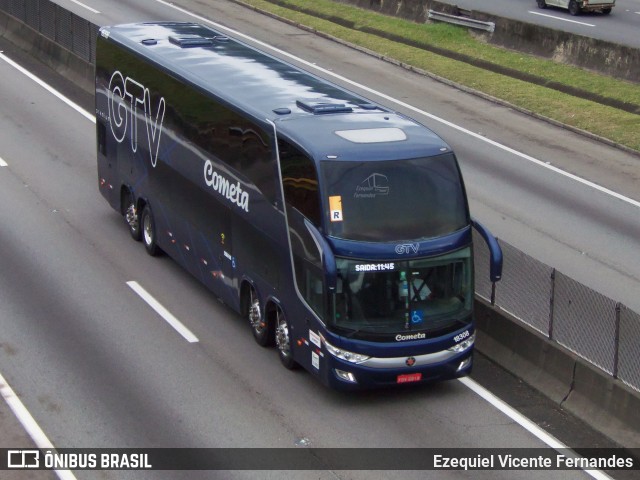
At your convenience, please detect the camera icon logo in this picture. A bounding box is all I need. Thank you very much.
[7,450,40,468]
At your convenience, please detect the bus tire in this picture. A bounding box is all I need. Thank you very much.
[123,190,141,241]
[246,287,272,346]
[536,0,546,8]
[275,308,297,370]
[568,0,580,15]
[602,7,611,14]
[141,204,160,256]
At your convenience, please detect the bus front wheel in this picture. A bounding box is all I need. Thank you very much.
[276,308,297,370]
[141,204,160,256]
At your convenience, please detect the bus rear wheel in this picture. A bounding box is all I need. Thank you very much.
[536,0,546,8]
[275,308,297,370]
[246,287,272,346]
[141,204,160,256]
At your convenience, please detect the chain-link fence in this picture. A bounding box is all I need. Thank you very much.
[618,306,640,391]
[0,0,98,64]
[2,0,639,393]
[475,234,639,392]
[497,242,553,336]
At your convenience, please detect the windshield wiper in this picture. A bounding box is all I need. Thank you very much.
[342,323,402,338]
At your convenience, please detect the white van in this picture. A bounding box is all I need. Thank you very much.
[536,0,615,15]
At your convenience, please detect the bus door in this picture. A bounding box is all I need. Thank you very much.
[271,121,338,375]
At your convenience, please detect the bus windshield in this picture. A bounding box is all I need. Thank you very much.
[331,248,472,337]
[321,154,468,242]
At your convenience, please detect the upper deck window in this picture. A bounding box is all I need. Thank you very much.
[279,139,321,227]
[335,128,407,144]
[322,153,468,242]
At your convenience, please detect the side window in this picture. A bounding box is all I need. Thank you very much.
[180,90,276,203]
[237,127,276,203]
[278,139,321,227]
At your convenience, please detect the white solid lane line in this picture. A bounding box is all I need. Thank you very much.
[459,377,613,480]
[0,157,7,167]
[68,0,100,14]
[127,281,199,343]
[528,11,596,26]
[0,372,78,480]
[0,52,95,123]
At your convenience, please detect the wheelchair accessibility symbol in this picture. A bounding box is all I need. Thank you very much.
[411,310,424,325]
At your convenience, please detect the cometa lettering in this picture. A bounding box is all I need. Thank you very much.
[204,160,250,212]
[395,332,426,341]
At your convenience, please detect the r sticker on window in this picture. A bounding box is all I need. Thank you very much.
[329,195,343,222]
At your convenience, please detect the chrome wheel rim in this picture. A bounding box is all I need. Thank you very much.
[249,291,263,334]
[143,213,153,245]
[275,310,290,358]
[126,204,138,232]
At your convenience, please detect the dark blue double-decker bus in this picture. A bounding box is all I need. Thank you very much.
[95,22,502,390]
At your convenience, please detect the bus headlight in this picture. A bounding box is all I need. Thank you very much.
[448,332,475,353]
[324,340,370,364]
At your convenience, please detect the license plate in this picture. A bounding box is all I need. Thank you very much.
[397,373,422,384]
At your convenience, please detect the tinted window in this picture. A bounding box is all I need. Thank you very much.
[279,139,321,226]
[178,94,275,202]
[321,154,468,241]
[331,248,472,337]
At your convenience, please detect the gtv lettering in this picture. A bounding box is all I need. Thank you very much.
[395,243,419,255]
[108,70,165,167]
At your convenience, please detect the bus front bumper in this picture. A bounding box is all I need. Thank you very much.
[323,348,473,391]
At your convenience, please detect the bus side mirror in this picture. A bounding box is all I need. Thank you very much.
[471,219,503,283]
[304,219,337,291]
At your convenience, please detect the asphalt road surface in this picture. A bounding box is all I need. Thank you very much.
[1,1,639,479]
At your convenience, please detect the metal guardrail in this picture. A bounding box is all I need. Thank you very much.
[428,9,495,33]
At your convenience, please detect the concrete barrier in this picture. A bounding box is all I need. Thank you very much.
[0,9,94,95]
[472,10,640,84]
[333,0,454,22]
[475,299,640,447]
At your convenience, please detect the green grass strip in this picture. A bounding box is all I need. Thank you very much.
[236,0,640,152]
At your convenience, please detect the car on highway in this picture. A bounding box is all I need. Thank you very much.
[536,0,615,15]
